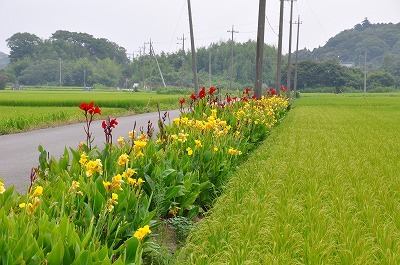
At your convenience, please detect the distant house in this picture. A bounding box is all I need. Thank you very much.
[340,61,355,68]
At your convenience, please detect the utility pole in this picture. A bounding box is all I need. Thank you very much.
[254,0,266,99]
[364,50,367,93]
[227,25,239,91]
[209,51,212,87]
[286,0,296,98]
[187,0,199,95]
[136,48,145,88]
[276,0,285,95]
[177,34,186,88]
[59,58,62,87]
[293,16,302,97]
[150,43,167,88]
[143,43,147,89]
[145,39,154,90]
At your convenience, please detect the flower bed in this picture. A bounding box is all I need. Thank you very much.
[0,87,288,264]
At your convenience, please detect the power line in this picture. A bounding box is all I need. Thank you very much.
[304,0,329,40]
[266,15,279,37]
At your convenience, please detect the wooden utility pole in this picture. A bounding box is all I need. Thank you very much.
[59,58,62,87]
[293,16,302,96]
[286,0,296,98]
[177,34,186,88]
[227,25,239,91]
[209,51,212,87]
[254,0,266,99]
[364,50,367,93]
[276,0,285,95]
[187,0,199,95]
[146,39,153,90]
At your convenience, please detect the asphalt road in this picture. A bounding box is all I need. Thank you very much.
[0,109,180,193]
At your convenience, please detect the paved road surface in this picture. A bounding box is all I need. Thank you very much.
[0,109,180,193]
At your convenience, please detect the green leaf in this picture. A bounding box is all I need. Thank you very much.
[46,238,65,265]
[123,237,139,264]
[161,168,177,185]
[165,185,185,200]
[71,250,90,265]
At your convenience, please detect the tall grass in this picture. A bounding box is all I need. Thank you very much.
[177,94,400,264]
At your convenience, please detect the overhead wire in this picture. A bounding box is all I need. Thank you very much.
[168,0,186,52]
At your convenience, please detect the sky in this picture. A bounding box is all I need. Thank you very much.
[0,0,399,57]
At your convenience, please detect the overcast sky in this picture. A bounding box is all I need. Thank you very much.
[1,0,399,57]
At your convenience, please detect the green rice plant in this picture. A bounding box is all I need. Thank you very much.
[0,90,183,109]
[177,94,400,264]
[0,106,127,135]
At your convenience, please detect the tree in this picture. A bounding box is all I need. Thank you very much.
[6,32,42,61]
[367,72,395,88]
[0,70,8,90]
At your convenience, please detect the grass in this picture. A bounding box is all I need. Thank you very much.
[0,90,184,134]
[176,94,400,264]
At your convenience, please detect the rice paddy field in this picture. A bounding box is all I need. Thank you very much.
[176,93,400,264]
[0,89,183,134]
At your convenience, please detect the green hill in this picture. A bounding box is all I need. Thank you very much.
[298,19,400,67]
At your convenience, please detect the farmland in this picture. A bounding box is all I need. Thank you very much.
[0,89,184,134]
[177,93,400,264]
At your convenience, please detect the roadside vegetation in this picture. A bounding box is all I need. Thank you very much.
[177,93,400,264]
[0,87,289,264]
[0,89,184,135]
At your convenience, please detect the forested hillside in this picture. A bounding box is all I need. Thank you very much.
[298,19,400,67]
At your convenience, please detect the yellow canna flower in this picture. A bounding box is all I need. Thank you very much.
[117,136,125,147]
[0,181,5,194]
[186,147,193,156]
[194,139,202,148]
[126,168,137,177]
[173,118,180,125]
[137,178,145,186]
[129,130,136,140]
[134,225,152,241]
[79,153,88,166]
[30,186,43,198]
[103,181,112,193]
[127,177,136,185]
[118,154,129,166]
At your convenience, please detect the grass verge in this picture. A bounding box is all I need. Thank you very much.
[176,94,400,264]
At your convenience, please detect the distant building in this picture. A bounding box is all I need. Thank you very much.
[340,61,355,68]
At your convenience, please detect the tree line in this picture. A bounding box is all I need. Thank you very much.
[1,25,399,91]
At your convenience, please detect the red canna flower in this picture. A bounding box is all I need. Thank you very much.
[244,87,250,95]
[251,95,257,99]
[93,106,101,115]
[198,87,206,99]
[267,88,277,97]
[190,94,196,101]
[110,118,118,128]
[102,120,107,129]
[209,86,217,95]
[281,85,287,92]
[179,98,185,105]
